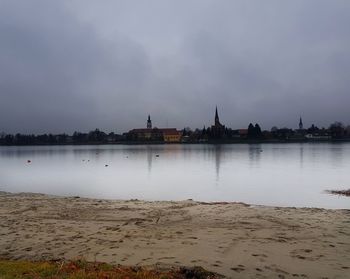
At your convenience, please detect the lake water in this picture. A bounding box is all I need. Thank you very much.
[0,143,349,209]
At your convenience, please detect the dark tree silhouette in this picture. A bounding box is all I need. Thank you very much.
[255,123,262,138]
[329,122,345,139]
[248,123,255,138]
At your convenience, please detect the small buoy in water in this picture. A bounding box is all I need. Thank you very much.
[105,164,109,167]
[27,160,31,163]
[260,149,263,152]
[155,154,159,157]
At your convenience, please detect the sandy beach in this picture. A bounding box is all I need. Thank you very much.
[0,192,349,278]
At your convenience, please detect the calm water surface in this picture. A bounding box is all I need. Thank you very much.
[0,143,349,209]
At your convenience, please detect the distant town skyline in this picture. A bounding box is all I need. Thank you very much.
[1,1,350,134]
[2,105,348,146]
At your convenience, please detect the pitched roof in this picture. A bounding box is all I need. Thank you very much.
[161,129,181,135]
[129,129,152,133]
[129,128,180,135]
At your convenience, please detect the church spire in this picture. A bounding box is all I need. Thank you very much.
[215,106,220,126]
[299,116,303,130]
[147,115,152,129]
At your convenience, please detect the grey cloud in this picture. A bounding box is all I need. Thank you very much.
[0,0,349,134]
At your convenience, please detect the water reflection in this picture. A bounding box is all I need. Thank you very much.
[0,143,349,209]
[214,145,222,181]
[248,144,262,167]
[329,143,344,168]
[299,144,304,169]
[146,146,153,174]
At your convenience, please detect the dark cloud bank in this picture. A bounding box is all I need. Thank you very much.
[0,0,349,134]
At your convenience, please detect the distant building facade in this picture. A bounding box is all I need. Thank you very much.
[127,128,162,141]
[162,128,182,142]
[238,129,248,139]
[127,115,182,143]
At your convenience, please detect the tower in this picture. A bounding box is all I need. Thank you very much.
[147,115,152,129]
[211,106,225,139]
[299,117,303,130]
[215,106,221,126]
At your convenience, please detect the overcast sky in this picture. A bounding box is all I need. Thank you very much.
[0,0,349,134]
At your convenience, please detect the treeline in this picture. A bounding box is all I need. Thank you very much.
[1,122,350,145]
[181,122,350,142]
[0,129,124,145]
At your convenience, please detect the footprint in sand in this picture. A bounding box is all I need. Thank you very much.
[252,253,268,258]
[230,266,245,272]
[264,265,290,277]
[158,256,175,260]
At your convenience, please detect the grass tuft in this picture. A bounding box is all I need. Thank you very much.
[0,259,222,279]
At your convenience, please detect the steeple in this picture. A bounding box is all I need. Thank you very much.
[299,116,303,130]
[215,106,220,126]
[211,106,225,139]
[147,115,152,129]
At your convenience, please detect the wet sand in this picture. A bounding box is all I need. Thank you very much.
[0,192,349,278]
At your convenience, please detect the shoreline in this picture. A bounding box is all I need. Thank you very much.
[1,192,349,278]
[1,190,348,210]
[1,190,349,215]
[1,139,350,146]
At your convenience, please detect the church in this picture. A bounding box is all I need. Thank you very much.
[210,107,226,139]
[127,115,182,143]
